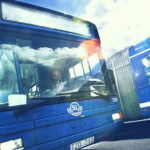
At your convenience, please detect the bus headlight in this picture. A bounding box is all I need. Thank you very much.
[112,112,123,121]
[0,138,23,150]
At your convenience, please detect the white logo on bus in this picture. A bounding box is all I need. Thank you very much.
[67,102,83,116]
[112,98,117,102]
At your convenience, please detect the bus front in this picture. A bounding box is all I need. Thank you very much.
[0,1,123,150]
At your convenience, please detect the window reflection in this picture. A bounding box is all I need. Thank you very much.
[69,67,75,78]
[88,53,101,76]
[142,55,150,84]
[82,59,90,78]
[15,37,103,98]
[0,45,19,104]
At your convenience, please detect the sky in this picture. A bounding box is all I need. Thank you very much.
[80,0,150,57]
[15,0,150,58]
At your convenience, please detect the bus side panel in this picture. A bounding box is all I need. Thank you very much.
[34,100,120,147]
[35,107,107,144]
[130,58,150,118]
[79,113,108,131]
[35,107,106,128]
[137,87,150,119]
[24,120,123,150]
[0,98,114,127]
[131,59,149,88]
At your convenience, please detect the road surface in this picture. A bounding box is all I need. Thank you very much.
[83,119,150,150]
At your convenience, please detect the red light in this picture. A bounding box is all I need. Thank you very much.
[143,109,147,112]
[119,112,123,119]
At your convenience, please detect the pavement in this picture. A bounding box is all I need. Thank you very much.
[82,119,150,150]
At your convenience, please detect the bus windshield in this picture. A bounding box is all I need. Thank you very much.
[0,34,114,105]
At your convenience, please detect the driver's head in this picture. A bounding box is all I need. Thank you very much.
[52,69,61,82]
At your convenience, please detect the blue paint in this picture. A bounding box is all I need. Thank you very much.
[0,121,34,135]
[130,59,149,88]
[106,104,119,112]
[35,107,106,128]
[129,36,150,120]
[56,119,83,138]
[140,107,150,119]
[36,125,57,144]
[137,86,150,103]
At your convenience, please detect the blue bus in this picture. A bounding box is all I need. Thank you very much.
[0,0,123,149]
[107,37,150,122]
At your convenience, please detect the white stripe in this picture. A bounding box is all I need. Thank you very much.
[129,48,150,59]
[135,45,147,51]
[140,102,150,108]
[124,118,150,124]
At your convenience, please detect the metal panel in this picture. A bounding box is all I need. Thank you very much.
[106,48,142,121]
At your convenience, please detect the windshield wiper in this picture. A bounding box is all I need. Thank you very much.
[14,96,65,117]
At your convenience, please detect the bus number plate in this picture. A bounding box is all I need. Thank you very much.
[69,136,94,150]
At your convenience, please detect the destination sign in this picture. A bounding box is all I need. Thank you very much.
[1,2,92,36]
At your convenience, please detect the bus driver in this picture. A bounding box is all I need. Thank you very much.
[52,69,67,92]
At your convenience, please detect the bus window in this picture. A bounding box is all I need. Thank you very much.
[142,55,150,84]
[69,67,75,78]
[13,36,113,99]
[0,44,19,104]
